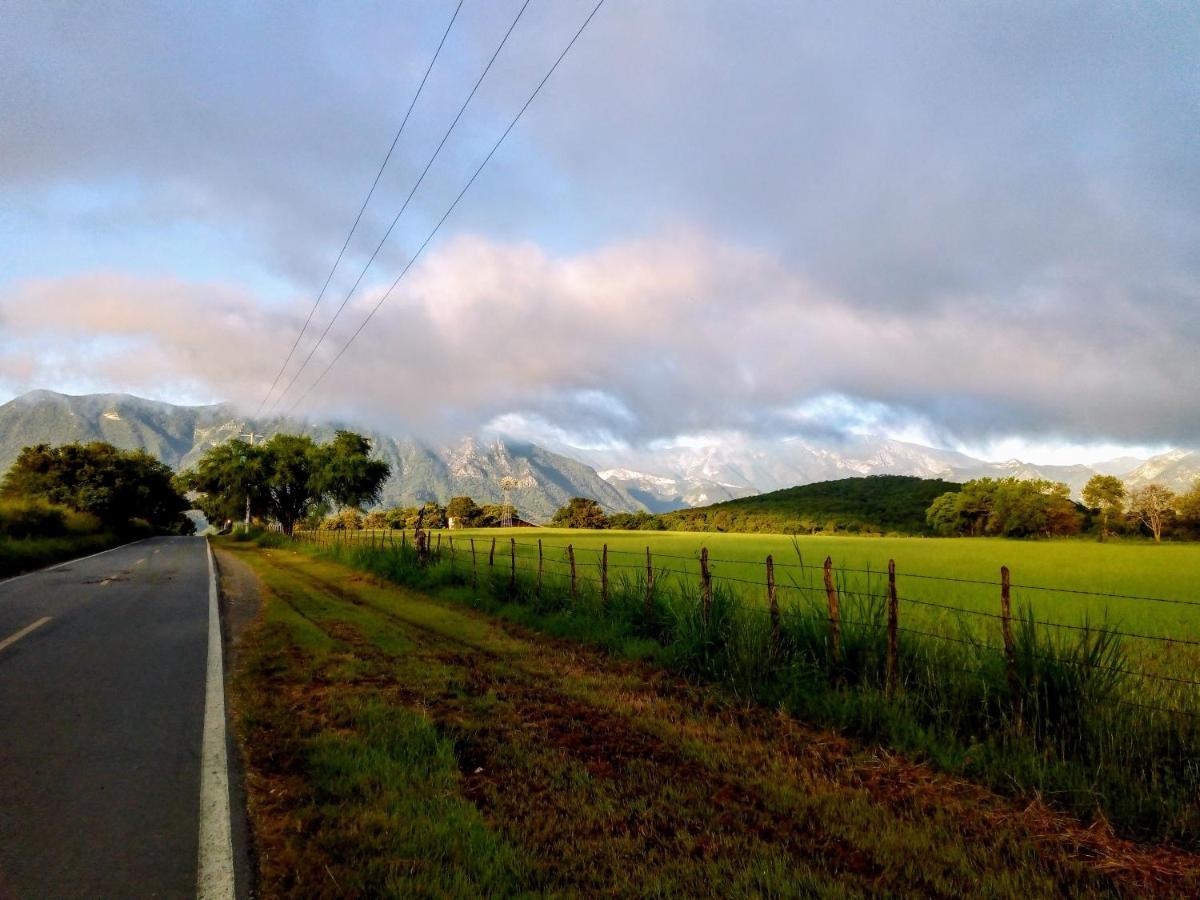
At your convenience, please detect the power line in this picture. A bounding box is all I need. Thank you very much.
[256,0,465,416]
[269,0,536,414]
[285,0,607,413]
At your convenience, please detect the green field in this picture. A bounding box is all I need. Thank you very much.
[224,542,1200,895]
[333,528,1200,639]
[279,526,1200,846]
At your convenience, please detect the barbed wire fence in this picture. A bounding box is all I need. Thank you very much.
[284,527,1200,723]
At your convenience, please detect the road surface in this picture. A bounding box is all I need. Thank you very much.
[0,537,228,898]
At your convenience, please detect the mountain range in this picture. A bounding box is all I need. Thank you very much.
[557,434,1200,509]
[0,391,636,521]
[1,390,1197,520]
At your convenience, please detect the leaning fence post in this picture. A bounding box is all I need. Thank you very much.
[489,537,496,569]
[766,555,780,655]
[537,538,544,593]
[644,547,655,623]
[886,559,899,698]
[601,544,609,608]
[700,547,712,626]
[448,536,455,573]
[568,544,577,602]
[1000,565,1023,733]
[470,538,477,589]
[509,538,517,594]
[823,556,842,671]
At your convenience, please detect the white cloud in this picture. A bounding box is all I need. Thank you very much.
[1,229,1197,451]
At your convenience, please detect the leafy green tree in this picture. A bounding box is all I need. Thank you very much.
[1082,474,1126,540]
[322,508,364,530]
[417,501,447,529]
[321,431,391,509]
[1178,479,1200,537]
[1128,484,1176,543]
[606,511,663,530]
[175,438,268,526]
[925,477,1080,538]
[446,496,481,526]
[551,497,608,529]
[386,506,418,529]
[2,441,190,533]
[181,431,390,535]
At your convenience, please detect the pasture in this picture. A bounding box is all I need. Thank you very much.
[359,528,1200,638]
[280,526,1200,846]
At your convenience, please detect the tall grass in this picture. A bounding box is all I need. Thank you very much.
[276,532,1200,848]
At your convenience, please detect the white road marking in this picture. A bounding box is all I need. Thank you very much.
[0,617,52,654]
[198,539,235,899]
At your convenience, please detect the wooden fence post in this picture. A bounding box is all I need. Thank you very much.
[470,538,477,589]
[700,547,712,627]
[644,547,654,623]
[568,544,577,602]
[537,538,544,593]
[402,530,407,551]
[436,532,442,557]
[448,536,455,573]
[886,559,898,698]
[489,537,496,569]
[823,556,842,671]
[1000,565,1023,733]
[601,544,609,608]
[509,538,517,594]
[766,555,780,655]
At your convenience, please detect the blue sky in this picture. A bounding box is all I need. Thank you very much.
[1,1,1197,465]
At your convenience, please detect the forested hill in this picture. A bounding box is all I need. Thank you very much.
[657,475,963,535]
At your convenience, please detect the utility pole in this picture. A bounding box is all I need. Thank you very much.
[238,430,262,529]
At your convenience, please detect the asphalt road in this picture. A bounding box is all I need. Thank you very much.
[0,537,217,898]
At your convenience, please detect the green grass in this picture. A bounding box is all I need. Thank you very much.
[388,528,1200,639]
[284,528,1200,849]
[0,532,121,578]
[226,542,1192,897]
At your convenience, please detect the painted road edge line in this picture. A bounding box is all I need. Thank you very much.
[0,617,52,654]
[198,539,235,899]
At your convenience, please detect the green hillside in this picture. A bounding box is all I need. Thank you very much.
[657,474,962,535]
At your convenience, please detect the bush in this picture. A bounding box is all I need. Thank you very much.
[0,498,101,539]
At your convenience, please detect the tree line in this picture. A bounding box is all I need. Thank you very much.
[926,475,1200,541]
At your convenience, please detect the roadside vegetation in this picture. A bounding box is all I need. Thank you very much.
[257,525,1200,851]
[222,538,1200,897]
[0,441,193,576]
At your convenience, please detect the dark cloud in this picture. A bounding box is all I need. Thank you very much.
[0,1,1197,449]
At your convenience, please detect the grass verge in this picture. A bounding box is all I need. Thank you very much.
[278,532,1200,849]
[0,532,121,579]
[225,540,1200,897]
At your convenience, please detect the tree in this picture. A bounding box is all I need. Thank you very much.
[321,431,390,509]
[1178,478,1200,536]
[1128,484,1176,542]
[175,438,268,526]
[446,496,481,526]
[1082,474,1126,540]
[551,497,608,529]
[417,501,447,529]
[180,431,390,535]
[3,441,191,533]
[924,477,1080,538]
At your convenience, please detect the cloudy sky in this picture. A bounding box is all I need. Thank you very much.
[1,0,1197,464]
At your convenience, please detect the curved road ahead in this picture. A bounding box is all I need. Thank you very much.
[0,537,229,898]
